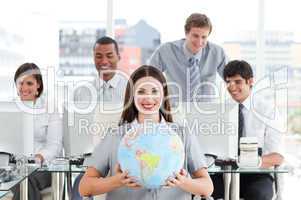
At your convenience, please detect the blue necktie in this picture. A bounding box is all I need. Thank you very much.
[188,57,200,101]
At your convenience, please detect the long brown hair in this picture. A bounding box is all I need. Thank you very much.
[120,65,173,125]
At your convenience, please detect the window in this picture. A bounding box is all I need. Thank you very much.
[0,1,300,198]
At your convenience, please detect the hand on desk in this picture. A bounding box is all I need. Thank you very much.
[260,153,284,169]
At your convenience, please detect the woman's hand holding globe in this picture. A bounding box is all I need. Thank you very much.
[165,169,188,188]
[114,164,142,189]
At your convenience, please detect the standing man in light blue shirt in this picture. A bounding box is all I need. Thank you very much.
[149,13,228,102]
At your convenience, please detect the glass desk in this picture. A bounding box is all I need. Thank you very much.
[208,165,289,200]
[0,191,9,199]
[0,165,39,200]
[38,163,87,200]
[37,162,289,200]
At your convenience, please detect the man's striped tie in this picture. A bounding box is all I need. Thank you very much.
[103,82,112,102]
[188,57,200,101]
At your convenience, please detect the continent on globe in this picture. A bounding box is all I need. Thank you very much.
[123,129,140,148]
[136,150,161,182]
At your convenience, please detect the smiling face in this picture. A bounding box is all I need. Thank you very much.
[93,43,120,81]
[226,74,253,103]
[134,76,164,118]
[16,75,40,101]
[185,27,210,54]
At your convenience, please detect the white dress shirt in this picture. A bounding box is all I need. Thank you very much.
[33,97,63,161]
[81,74,128,165]
[74,73,128,103]
[74,73,128,147]
[240,93,284,156]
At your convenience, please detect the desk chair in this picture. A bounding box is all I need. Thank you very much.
[3,186,52,200]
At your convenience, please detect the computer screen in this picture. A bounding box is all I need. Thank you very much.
[0,101,34,156]
[0,75,15,101]
[63,102,123,157]
[173,101,238,159]
[63,101,238,159]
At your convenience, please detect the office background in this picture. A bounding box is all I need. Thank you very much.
[0,0,300,198]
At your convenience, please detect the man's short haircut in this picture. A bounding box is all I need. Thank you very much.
[185,13,212,34]
[94,36,119,55]
[223,60,254,81]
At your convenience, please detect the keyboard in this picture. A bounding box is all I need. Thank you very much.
[0,168,5,174]
[0,168,12,183]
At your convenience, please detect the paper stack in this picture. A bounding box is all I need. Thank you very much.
[239,137,259,168]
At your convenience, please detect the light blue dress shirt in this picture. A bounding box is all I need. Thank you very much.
[149,39,228,102]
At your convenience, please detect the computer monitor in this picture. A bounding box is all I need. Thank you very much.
[0,101,34,156]
[63,102,123,157]
[0,75,15,101]
[172,101,238,159]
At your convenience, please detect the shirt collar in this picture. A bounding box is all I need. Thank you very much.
[183,40,202,61]
[131,115,166,126]
[15,95,46,111]
[240,93,251,110]
[95,73,122,89]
